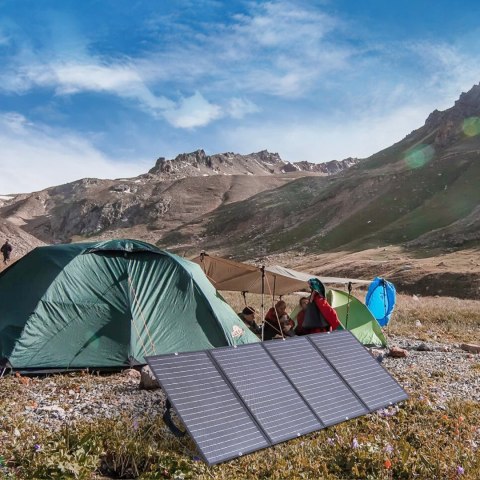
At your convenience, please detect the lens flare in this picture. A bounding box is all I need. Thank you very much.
[462,117,480,137]
[403,144,435,169]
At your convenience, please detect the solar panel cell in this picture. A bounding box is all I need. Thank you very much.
[308,331,409,411]
[211,343,323,443]
[263,337,368,426]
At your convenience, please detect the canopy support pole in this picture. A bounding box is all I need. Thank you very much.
[272,276,276,304]
[241,291,248,307]
[199,250,207,274]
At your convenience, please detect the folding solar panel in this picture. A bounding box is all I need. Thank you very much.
[211,343,323,443]
[146,351,269,465]
[309,330,409,410]
[263,337,368,426]
[146,330,408,465]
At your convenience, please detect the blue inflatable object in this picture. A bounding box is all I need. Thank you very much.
[365,277,396,327]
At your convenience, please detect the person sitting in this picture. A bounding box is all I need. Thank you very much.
[294,296,311,335]
[238,306,262,336]
[264,300,295,340]
[296,279,341,335]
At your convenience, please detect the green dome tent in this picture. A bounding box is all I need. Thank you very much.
[327,289,387,347]
[0,240,258,371]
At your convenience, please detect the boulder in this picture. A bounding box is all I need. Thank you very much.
[460,344,480,354]
[123,368,141,379]
[139,365,160,390]
[388,346,408,358]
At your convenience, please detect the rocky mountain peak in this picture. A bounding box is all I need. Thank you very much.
[423,82,480,146]
[148,149,358,178]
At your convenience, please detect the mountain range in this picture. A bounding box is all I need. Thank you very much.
[1,84,479,297]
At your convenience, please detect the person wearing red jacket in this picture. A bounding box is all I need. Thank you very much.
[295,279,341,335]
[263,300,295,340]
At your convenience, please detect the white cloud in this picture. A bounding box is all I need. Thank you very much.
[221,103,433,163]
[3,59,174,111]
[408,42,480,109]
[163,91,222,128]
[0,112,147,194]
[227,97,259,119]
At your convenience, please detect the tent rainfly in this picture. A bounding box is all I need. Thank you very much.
[192,252,370,296]
[327,289,387,347]
[0,240,258,371]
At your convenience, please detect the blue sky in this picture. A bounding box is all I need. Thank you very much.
[1,0,480,193]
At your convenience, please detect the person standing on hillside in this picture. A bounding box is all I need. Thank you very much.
[1,240,13,264]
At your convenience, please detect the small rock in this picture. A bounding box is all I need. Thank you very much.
[417,343,432,352]
[388,346,408,358]
[460,343,480,354]
[139,366,160,390]
[37,405,65,414]
[369,349,385,363]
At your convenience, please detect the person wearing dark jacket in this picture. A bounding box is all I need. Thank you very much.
[296,279,341,335]
[1,240,12,264]
[238,306,262,336]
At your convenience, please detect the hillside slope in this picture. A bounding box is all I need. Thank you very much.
[1,149,354,245]
[160,85,480,258]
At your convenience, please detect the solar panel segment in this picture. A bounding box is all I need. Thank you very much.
[263,337,369,426]
[210,343,323,443]
[146,351,269,465]
[309,331,409,411]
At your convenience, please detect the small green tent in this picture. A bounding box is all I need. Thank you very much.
[0,240,258,370]
[327,289,387,347]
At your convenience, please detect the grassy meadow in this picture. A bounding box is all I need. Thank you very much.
[0,293,479,479]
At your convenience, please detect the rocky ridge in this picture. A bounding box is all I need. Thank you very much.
[148,149,359,178]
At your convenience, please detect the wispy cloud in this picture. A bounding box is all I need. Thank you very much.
[163,91,222,128]
[0,0,351,125]
[0,112,147,194]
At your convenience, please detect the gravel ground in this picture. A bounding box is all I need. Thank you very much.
[4,336,479,432]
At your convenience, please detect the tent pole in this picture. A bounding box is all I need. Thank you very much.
[261,266,265,341]
[345,281,352,329]
[383,279,389,336]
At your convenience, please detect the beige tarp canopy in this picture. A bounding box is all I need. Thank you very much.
[191,253,370,296]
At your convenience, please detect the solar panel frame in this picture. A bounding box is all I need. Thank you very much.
[307,331,409,411]
[146,350,270,465]
[263,336,369,426]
